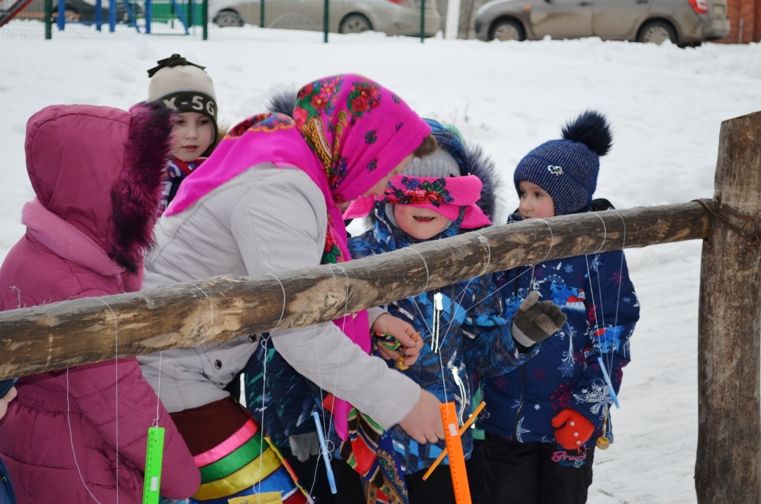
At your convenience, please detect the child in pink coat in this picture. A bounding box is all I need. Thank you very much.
[0,103,200,503]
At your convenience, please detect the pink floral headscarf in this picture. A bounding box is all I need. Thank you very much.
[166,74,431,439]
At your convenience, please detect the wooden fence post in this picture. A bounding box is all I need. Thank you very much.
[696,110,761,502]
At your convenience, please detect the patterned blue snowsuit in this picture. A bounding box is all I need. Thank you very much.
[349,205,537,476]
[481,212,640,466]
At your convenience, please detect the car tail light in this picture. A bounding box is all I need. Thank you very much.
[387,0,416,7]
[688,0,708,15]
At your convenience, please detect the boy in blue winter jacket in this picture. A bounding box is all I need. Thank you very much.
[346,119,566,504]
[477,111,640,504]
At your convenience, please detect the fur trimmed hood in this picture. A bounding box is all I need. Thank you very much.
[265,87,299,117]
[427,120,499,222]
[24,102,172,273]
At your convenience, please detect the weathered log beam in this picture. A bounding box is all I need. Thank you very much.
[0,201,710,380]
[696,111,761,503]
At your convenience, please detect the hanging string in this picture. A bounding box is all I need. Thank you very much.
[590,213,609,330]
[610,210,628,348]
[153,352,163,427]
[407,247,431,294]
[466,218,555,313]
[315,263,353,496]
[433,235,493,420]
[529,218,555,287]
[401,247,452,404]
[66,368,105,504]
[324,263,352,441]
[98,298,119,504]
[593,213,608,254]
[424,233,494,356]
[405,243,485,415]
[317,265,340,441]
[591,213,614,356]
[592,214,614,378]
[66,297,122,504]
[265,273,287,334]
[254,272,288,495]
[582,213,621,408]
[604,210,629,405]
[422,234,495,394]
[187,281,216,338]
[162,282,216,427]
[427,218,555,422]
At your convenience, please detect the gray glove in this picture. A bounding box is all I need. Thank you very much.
[288,432,320,462]
[512,291,567,347]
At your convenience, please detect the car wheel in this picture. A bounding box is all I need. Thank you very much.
[214,9,243,27]
[490,18,525,41]
[637,20,677,45]
[339,13,372,34]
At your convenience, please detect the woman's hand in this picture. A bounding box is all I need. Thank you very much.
[371,313,423,369]
[398,389,444,444]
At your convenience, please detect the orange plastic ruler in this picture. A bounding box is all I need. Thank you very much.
[440,401,472,504]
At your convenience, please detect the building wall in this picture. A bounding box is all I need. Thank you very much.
[722,0,760,42]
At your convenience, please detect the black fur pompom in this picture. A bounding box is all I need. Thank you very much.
[561,110,612,157]
[266,88,298,117]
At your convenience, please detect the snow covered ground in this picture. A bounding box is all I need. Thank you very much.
[1,21,760,503]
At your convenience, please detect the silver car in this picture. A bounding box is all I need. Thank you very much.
[474,0,729,45]
[212,0,440,36]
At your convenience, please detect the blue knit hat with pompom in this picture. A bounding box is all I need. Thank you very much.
[514,110,612,216]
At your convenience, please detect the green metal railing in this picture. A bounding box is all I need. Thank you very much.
[39,0,432,43]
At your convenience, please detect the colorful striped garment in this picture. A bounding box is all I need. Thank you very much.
[171,397,309,504]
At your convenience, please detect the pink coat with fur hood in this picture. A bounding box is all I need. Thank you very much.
[0,104,200,503]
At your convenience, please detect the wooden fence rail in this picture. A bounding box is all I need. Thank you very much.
[0,110,758,502]
[0,201,709,380]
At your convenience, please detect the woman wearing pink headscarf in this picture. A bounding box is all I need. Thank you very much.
[138,74,444,502]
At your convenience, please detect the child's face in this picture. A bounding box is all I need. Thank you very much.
[518,180,555,219]
[171,112,214,162]
[362,154,413,198]
[394,205,452,240]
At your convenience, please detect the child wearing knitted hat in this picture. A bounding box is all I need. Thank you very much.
[343,119,565,504]
[147,53,219,211]
[475,111,640,504]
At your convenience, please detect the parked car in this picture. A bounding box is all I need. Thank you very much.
[211,0,440,37]
[474,0,729,45]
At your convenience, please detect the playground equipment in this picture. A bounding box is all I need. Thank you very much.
[0,0,209,38]
[0,0,34,27]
